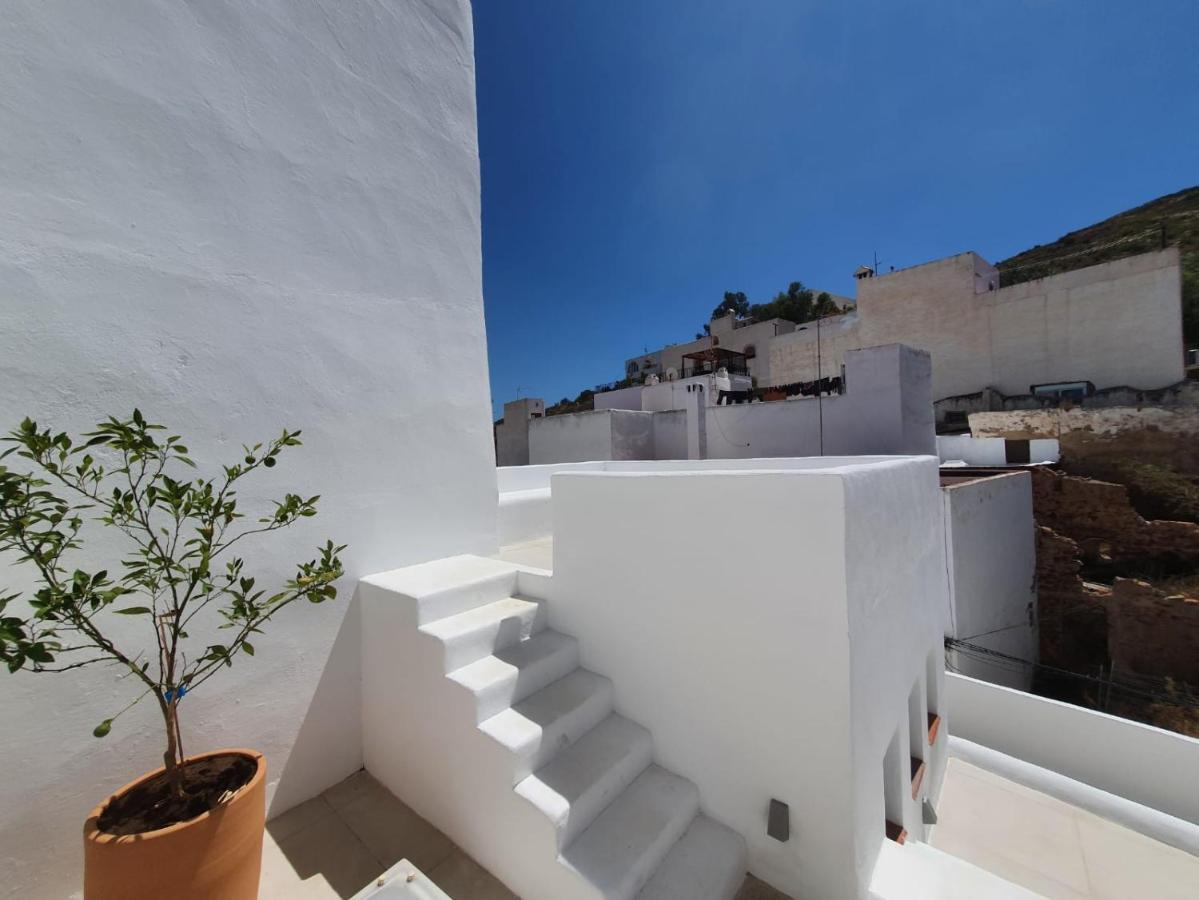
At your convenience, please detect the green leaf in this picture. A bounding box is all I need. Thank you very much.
[242,642,254,656]
[93,719,112,738]
[113,606,152,616]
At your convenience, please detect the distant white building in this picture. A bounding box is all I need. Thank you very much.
[770,249,1184,409]
[498,344,936,467]
[624,250,1184,429]
[626,291,853,388]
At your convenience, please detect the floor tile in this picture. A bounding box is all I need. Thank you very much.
[930,757,1199,900]
[932,758,1090,895]
[1075,811,1199,900]
[322,769,385,812]
[336,781,456,873]
[734,873,792,899]
[495,538,553,570]
[267,795,336,843]
[273,807,384,898]
[426,849,519,900]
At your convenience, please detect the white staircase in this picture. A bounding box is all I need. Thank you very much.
[360,555,746,900]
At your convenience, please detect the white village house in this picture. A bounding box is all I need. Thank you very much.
[1,2,1198,900]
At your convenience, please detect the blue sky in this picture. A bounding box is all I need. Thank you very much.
[474,1,1198,418]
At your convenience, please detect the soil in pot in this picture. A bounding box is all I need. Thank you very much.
[97,753,257,835]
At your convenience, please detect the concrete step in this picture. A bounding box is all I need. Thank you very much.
[449,629,581,723]
[516,714,654,849]
[420,596,545,672]
[637,815,747,900]
[479,668,614,783]
[361,554,519,625]
[561,765,701,900]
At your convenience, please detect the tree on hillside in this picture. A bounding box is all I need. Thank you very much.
[749,281,813,324]
[701,282,846,334]
[710,291,749,321]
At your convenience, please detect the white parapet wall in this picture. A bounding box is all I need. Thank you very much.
[529,409,656,464]
[498,457,914,546]
[937,435,1060,466]
[523,344,935,466]
[941,472,1038,690]
[946,673,1199,827]
[546,457,950,899]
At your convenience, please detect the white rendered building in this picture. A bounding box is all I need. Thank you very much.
[1,2,1197,899]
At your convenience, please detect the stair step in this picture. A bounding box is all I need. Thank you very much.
[362,555,518,625]
[449,629,580,723]
[420,596,545,672]
[560,765,700,900]
[637,815,747,900]
[479,669,614,783]
[516,714,654,848]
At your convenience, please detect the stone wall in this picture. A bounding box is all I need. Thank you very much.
[1031,469,1199,692]
[1029,467,1199,564]
[970,403,1199,474]
[1107,579,1199,685]
[1035,526,1109,675]
[938,379,1199,432]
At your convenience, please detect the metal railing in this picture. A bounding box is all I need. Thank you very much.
[679,361,750,379]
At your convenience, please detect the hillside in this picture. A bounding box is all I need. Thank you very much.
[997,185,1199,343]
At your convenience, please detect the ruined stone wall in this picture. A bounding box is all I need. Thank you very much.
[1107,579,1199,685]
[1035,526,1109,674]
[1029,467,1199,563]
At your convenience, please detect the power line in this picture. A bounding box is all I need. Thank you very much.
[944,638,1199,710]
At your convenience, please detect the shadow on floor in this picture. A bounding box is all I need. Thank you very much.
[262,769,792,899]
[261,769,515,899]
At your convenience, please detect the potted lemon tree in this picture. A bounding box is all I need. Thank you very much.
[0,412,344,899]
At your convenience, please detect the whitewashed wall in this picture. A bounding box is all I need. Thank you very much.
[705,345,934,458]
[946,674,1199,826]
[528,409,657,464]
[770,250,1184,400]
[0,2,495,897]
[941,473,1037,690]
[526,345,935,466]
[548,458,948,899]
[937,435,1059,465]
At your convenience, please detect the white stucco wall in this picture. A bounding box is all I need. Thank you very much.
[652,409,689,460]
[770,250,1184,401]
[946,674,1199,827]
[937,436,1060,465]
[548,457,949,899]
[941,474,1037,690]
[705,345,935,459]
[0,2,495,897]
[595,373,755,414]
[528,409,657,465]
[526,345,935,466]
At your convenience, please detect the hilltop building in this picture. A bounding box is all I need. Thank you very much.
[626,291,853,388]
[619,249,1184,429]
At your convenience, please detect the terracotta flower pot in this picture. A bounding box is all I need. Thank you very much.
[83,749,266,900]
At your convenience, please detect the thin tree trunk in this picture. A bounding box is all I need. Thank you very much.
[161,700,185,799]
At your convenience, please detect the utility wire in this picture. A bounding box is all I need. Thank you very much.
[944,638,1199,710]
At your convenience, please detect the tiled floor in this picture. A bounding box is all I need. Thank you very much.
[260,770,515,899]
[930,757,1199,899]
[261,769,791,899]
[494,537,553,570]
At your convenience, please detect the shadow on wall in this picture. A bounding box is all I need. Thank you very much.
[269,596,364,816]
